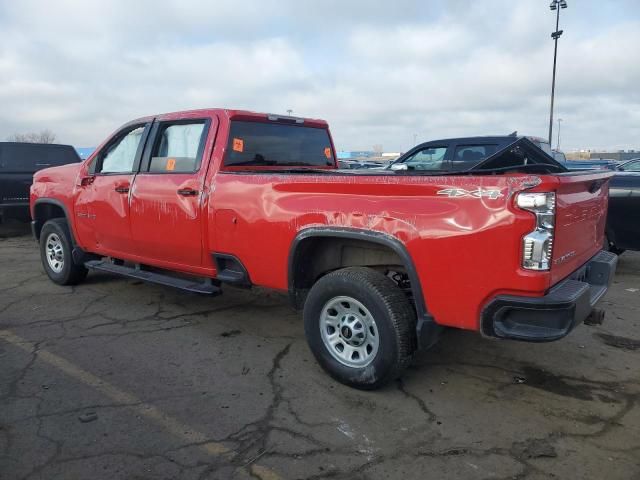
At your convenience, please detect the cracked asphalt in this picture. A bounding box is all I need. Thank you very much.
[1,221,639,480]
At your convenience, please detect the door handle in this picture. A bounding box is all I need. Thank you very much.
[114,186,130,194]
[177,188,199,196]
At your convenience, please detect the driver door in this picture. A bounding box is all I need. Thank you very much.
[75,123,151,257]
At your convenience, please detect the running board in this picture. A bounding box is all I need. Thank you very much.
[85,260,221,295]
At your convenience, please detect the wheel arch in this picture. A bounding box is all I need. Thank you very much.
[287,227,428,319]
[32,198,75,244]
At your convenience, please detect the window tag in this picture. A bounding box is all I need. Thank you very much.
[166,158,176,171]
[324,147,332,159]
[233,138,244,152]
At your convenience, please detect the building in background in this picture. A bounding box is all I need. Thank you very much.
[589,151,638,161]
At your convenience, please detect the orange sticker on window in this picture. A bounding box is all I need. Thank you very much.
[166,158,176,171]
[233,138,244,152]
[324,147,332,159]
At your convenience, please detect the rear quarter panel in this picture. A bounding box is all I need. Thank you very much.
[209,173,550,330]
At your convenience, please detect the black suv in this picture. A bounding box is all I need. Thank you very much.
[0,142,80,223]
[389,135,554,172]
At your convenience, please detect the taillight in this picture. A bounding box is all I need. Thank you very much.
[517,192,556,270]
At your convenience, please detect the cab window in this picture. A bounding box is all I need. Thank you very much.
[98,126,146,174]
[147,121,207,173]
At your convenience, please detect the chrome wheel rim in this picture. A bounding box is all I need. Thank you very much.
[320,296,379,368]
[45,233,64,273]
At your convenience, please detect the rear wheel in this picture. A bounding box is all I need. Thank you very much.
[303,267,416,390]
[40,218,88,285]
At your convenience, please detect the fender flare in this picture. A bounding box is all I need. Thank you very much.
[32,198,77,245]
[287,227,439,349]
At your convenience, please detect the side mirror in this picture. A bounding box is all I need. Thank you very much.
[390,163,408,171]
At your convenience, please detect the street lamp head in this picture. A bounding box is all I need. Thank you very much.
[550,0,557,10]
[560,0,568,8]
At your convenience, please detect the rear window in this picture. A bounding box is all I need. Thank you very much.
[0,143,80,173]
[224,121,334,167]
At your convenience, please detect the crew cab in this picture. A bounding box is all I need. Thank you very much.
[0,142,80,223]
[30,109,617,389]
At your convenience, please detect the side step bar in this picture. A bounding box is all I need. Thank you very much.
[85,260,221,295]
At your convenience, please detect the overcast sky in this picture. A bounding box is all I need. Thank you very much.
[1,0,639,152]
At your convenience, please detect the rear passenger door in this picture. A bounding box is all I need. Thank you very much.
[128,114,215,268]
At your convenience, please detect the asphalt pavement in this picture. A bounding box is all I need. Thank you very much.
[1,221,638,479]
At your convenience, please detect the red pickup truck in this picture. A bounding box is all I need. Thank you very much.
[30,109,617,389]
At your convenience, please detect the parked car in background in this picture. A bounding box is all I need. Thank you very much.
[606,168,640,253]
[564,159,618,171]
[388,135,554,171]
[552,150,567,163]
[338,159,387,169]
[616,158,640,172]
[0,142,81,223]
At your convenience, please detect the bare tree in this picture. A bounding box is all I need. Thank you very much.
[372,144,383,155]
[7,129,57,144]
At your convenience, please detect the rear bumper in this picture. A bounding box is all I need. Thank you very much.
[481,250,617,342]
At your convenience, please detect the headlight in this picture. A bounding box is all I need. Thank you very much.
[517,192,556,271]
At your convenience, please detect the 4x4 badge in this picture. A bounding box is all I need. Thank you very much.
[437,188,504,199]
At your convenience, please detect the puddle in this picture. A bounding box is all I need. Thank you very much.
[517,366,618,403]
[595,333,640,351]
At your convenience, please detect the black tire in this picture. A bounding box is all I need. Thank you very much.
[604,233,625,255]
[303,267,416,390]
[40,218,88,285]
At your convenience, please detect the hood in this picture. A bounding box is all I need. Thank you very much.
[33,162,82,181]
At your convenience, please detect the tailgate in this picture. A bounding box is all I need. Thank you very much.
[551,171,613,285]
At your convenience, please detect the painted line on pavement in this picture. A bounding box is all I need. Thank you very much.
[0,329,281,479]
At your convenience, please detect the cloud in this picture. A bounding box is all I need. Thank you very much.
[0,0,639,152]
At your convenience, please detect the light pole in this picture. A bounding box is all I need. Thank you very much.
[286,109,293,116]
[548,0,567,145]
[556,118,563,150]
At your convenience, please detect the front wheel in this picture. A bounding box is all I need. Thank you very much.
[303,267,416,390]
[40,218,88,285]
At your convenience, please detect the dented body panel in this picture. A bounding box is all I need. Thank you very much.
[30,108,615,338]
